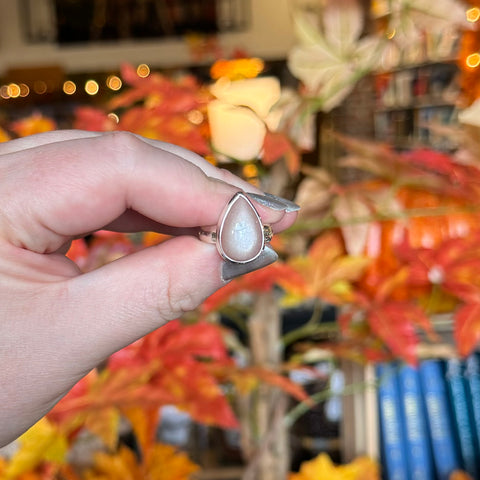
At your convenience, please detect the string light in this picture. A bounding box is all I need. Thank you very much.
[466,7,480,23]
[466,52,480,68]
[63,80,76,95]
[33,80,47,94]
[19,83,30,97]
[187,110,204,125]
[7,83,21,98]
[107,112,120,123]
[0,85,9,99]
[386,28,396,40]
[136,63,150,78]
[85,79,99,95]
[106,75,122,91]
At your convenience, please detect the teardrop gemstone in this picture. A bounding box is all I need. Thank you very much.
[218,193,264,263]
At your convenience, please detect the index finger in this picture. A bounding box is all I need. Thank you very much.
[0,132,290,253]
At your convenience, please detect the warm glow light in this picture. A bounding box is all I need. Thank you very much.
[466,52,480,68]
[0,85,9,99]
[106,75,122,91]
[107,112,120,123]
[242,163,259,179]
[137,63,150,78]
[85,79,99,95]
[33,80,47,94]
[7,83,21,98]
[187,109,204,125]
[63,80,76,95]
[467,7,480,22]
[19,83,30,97]
[386,28,396,40]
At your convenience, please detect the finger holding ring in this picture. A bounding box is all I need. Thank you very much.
[199,192,274,264]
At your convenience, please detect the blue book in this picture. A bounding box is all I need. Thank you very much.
[397,364,435,480]
[445,357,480,478]
[419,359,461,480]
[376,362,409,480]
[464,352,480,464]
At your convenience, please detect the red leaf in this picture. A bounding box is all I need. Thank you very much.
[262,131,300,175]
[455,303,480,356]
[367,303,421,365]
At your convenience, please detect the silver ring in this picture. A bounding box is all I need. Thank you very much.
[199,192,273,264]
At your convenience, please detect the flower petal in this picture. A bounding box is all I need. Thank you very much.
[207,100,266,161]
[210,76,281,119]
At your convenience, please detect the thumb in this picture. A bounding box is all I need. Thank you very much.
[56,235,275,371]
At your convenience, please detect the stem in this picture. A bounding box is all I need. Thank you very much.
[284,377,378,428]
[285,203,480,235]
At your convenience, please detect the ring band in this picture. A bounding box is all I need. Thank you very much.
[199,225,273,245]
[199,192,273,264]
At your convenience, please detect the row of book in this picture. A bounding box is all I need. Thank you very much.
[377,355,480,480]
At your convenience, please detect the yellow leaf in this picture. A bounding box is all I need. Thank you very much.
[2,419,67,480]
[0,127,10,142]
[289,453,380,480]
[85,408,120,451]
[86,444,199,480]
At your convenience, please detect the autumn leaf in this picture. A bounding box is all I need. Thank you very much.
[289,232,370,305]
[366,302,423,365]
[109,63,208,114]
[262,130,301,174]
[9,114,56,137]
[1,419,68,480]
[66,239,89,270]
[450,470,475,480]
[85,444,199,480]
[289,452,379,480]
[215,364,311,404]
[201,262,306,314]
[333,191,372,256]
[107,321,239,428]
[121,407,159,461]
[0,127,10,142]
[73,107,117,132]
[210,58,265,80]
[454,303,480,357]
[398,235,480,304]
[84,408,120,451]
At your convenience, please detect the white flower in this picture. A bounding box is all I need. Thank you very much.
[207,76,281,161]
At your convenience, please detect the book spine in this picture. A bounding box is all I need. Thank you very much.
[465,352,480,465]
[445,357,480,478]
[397,364,434,480]
[376,363,409,480]
[419,359,461,480]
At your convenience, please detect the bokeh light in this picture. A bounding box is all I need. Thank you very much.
[63,80,77,95]
[85,79,99,95]
[106,75,122,91]
[137,63,150,78]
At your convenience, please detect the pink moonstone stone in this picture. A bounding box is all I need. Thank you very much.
[219,194,264,263]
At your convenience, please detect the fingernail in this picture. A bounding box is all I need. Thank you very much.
[221,246,278,282]
[247,192,300,213]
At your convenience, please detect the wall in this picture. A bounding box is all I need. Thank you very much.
[0,0,296,75]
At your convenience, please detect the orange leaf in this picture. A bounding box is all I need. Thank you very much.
[84,408,120,451]
[121,407,159,461]
[367,303,421,365]
[455,303,480,356]
[262,130,301,174]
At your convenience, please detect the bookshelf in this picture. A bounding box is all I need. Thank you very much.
[372,61,460,151]
[339,330,480,480]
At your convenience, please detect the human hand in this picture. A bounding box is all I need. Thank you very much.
[0,130,298,446]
